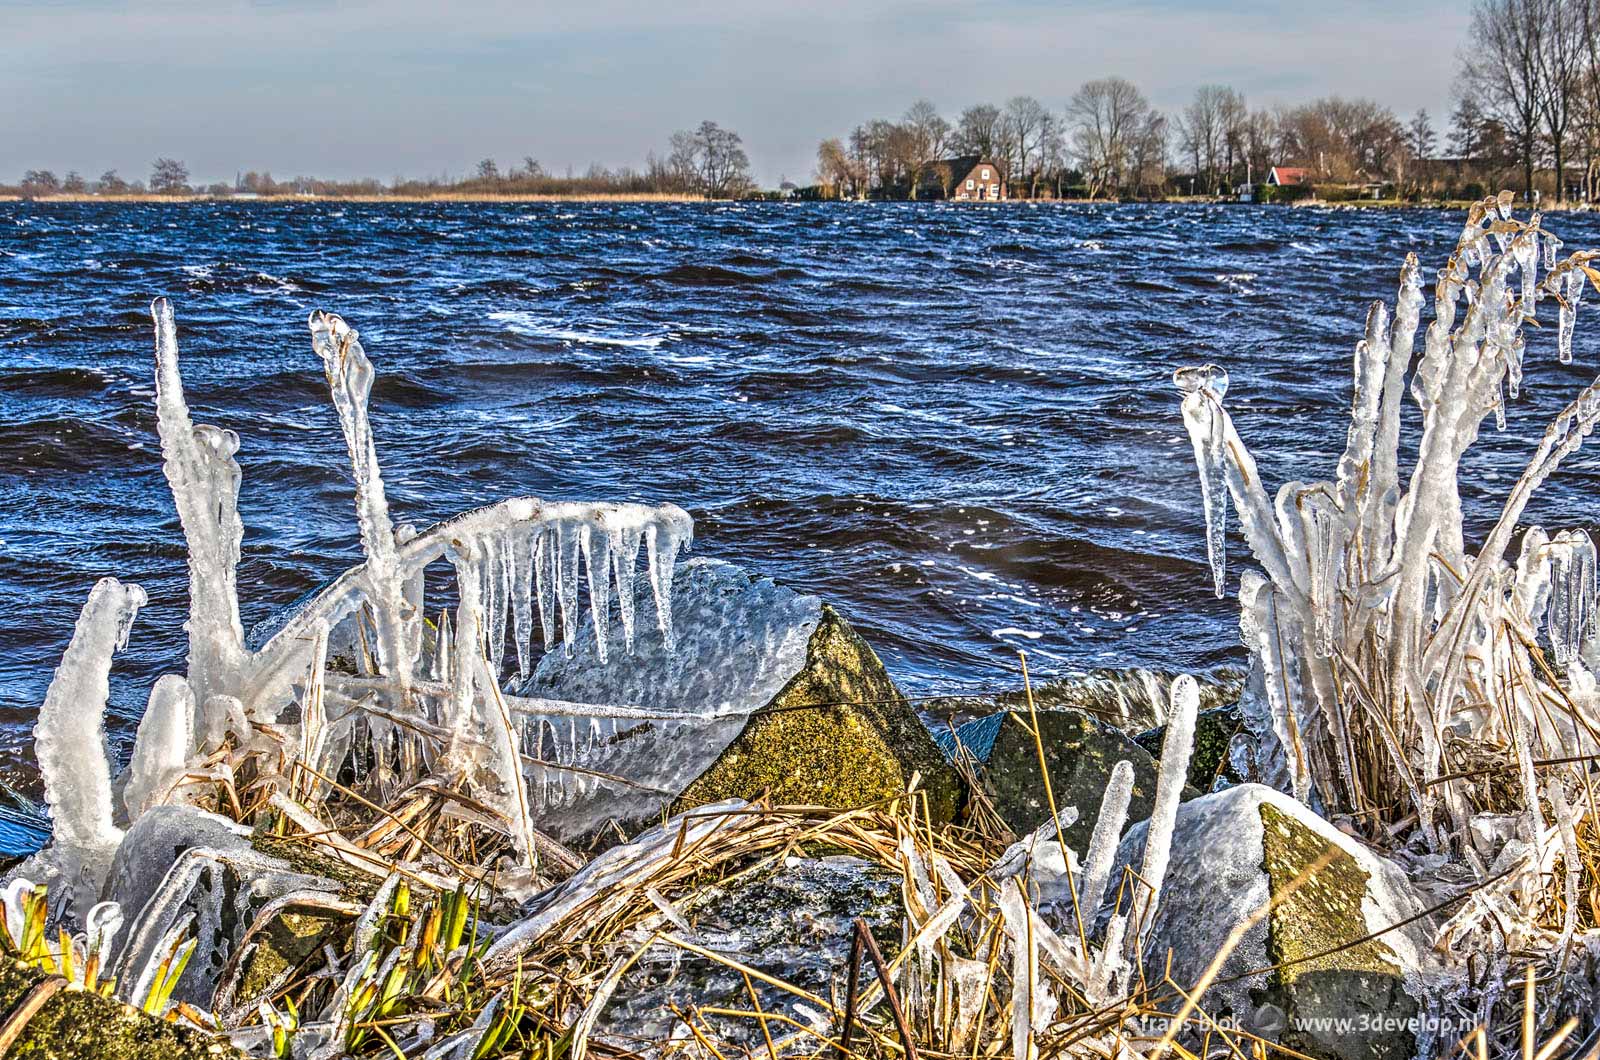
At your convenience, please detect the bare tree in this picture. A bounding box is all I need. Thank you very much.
[1535,0,1585,198]
[1408,109,1438,159]
[902,100,950,197]
[1460,0,1548,197]
[952,103,1003,157]
[1217,89,1248,187]
[815,138,855,198]
[19,170,59,194]
[690,120,752,198]
[1129,111,1170,196]
[150,158,190,195]
[1004,95,1050,196]
[1177,86,1232,192]
[1067,77,1151,198]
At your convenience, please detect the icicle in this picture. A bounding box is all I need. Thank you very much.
[124,674,197,820]
[1516,232,1538,312]
[431,609,453,685]
[611,525,642,652]
[150,300,248,709]
[510,531,535,681]
[645,522,683,649]
[1560,268,1584,364]
[1508,334,1526,401]
[481,536,507,680]
[1302,492,1342,657]
[1078,760,1134,923]
[308,311,412,686]
[1547,530,1596,665]
[556,522,581,656]
[1174,364,1230,597]
[581,523,612,663]
[533,530,558,652]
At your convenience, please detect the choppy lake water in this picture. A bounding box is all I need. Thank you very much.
[4,200,1600,783]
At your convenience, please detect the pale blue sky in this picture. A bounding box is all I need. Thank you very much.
[3,0,1471,187]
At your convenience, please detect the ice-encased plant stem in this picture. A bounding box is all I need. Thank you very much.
[24,577,145,916]
[1173,196,1600,860]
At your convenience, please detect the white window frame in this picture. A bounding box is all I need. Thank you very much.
[966,179,975,190]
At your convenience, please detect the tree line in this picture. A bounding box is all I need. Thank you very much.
[815,84,1525,201]
[4,121,754,200]
[814,0,1600,202]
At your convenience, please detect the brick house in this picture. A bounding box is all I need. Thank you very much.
[920,157,1007,200]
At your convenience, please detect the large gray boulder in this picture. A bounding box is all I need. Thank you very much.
[1102,784,1439,1060]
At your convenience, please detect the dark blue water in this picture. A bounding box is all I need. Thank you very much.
[5,201,1600,786]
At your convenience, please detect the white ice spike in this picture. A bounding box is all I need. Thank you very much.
[1174,364,1231,598]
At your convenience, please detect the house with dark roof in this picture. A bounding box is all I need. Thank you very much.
[919,157,1007,201]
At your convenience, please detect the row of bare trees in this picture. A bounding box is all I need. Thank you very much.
[1458,0,1600,200]
[811,73,1548,200]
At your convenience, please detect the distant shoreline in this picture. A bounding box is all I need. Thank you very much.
[0,192,1578,211]
[0,191,706,204]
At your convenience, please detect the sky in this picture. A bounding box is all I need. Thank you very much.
[3,0,1473,189]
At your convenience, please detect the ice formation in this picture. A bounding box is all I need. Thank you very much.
[1174,195,1600,995]
[517,558,823,839]
[17,300,698,934]
[19,577,144,917]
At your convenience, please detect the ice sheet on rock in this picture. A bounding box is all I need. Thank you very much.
[517,558,821,840]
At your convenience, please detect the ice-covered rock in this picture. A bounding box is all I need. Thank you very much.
[594,856,900,1049]
[1102,784,1440,1060]
[106,805,356,1010]
[520,558,959,842]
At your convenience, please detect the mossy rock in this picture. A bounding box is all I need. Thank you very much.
[1257,803,1419,1060]
[957,708,1185,852]
[0,957,241,1058]
[1135,704,1244,791]
[674,606,961,823]
[233,910,338,1009]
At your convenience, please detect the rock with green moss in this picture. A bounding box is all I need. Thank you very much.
[950,708,1181,853]
[523,559,961,843]
[674,605,960,822]
[0,955,241,1059]
[925,669,1243,736]
[1103,784,1437,1060]
[1134,703,1244,791]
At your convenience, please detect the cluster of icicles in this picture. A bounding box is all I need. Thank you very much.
[20,299,697,926]
[1173,194,1600,965]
